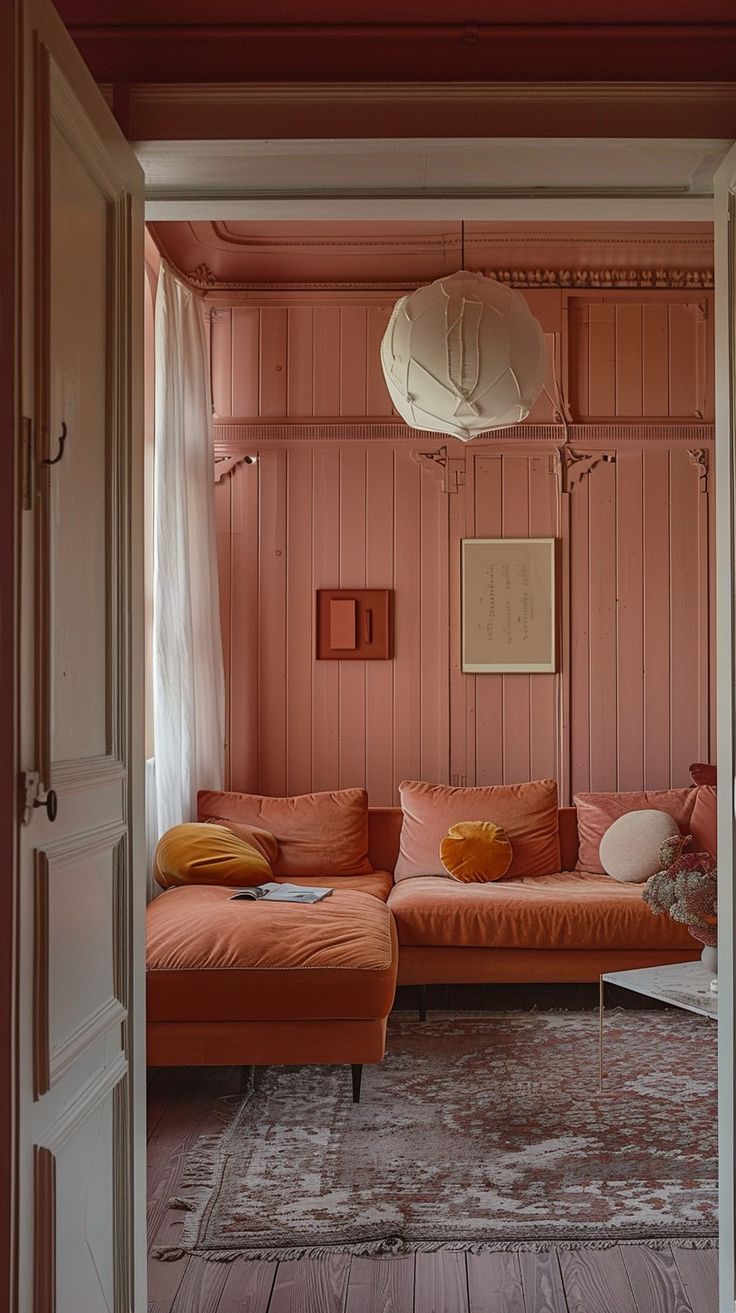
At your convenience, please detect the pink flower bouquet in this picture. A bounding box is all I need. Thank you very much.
[643,849,717,947]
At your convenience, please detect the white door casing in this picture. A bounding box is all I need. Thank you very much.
[16,2,145,1310]
[714,142,736,1313]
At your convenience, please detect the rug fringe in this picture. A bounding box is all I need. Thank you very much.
[152,1234,718,1263]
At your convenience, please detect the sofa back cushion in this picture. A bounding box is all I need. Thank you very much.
[197,787,372,878]
[574,788,698,874]
[394,778,561,881]
[690,784,717,856]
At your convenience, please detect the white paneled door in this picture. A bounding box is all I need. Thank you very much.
[16,2,145,1310]
[714,144,736,1313]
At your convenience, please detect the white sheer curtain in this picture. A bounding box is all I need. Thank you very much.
[152,261,225,839]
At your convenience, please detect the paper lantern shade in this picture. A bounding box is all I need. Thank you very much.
[380,271,545,441]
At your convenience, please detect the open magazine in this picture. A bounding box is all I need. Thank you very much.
[229,882,333,904]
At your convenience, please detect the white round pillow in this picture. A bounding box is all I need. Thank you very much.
[599,809,679,884]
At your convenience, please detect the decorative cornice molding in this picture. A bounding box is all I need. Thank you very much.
[487,268,714,290]
[185,265,715,293]
[214,420,715,446]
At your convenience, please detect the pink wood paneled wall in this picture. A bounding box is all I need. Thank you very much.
[211,288,714,805]
[215,439,713,806]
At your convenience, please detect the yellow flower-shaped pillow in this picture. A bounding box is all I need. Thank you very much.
[440,820,513,883]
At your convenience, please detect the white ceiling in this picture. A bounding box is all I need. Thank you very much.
[140,136,732,220]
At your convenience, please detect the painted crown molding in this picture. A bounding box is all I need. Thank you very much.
[183,263,715,292]
[487,268,714,290]
[114,80,736,141]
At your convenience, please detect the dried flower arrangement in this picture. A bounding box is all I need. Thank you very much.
[643,838,717,947]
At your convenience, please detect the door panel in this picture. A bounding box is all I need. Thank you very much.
[17,2,144,1310]
[714,141,736,1313]
[48,114,111,766]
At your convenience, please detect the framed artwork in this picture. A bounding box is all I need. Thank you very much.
[461,537,558,673]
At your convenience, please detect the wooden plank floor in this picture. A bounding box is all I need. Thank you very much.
[147,1067,719,1313]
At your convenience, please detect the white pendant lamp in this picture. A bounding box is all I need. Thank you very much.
[380,268,545,442]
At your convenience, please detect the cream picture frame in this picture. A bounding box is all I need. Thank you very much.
[461,537,558,673]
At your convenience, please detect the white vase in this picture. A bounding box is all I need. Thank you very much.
[701,944,718,976]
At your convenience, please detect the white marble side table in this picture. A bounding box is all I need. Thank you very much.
[599,960,717,1089]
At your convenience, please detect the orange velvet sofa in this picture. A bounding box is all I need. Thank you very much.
[146,797,700,1093]
[370,805,699,989]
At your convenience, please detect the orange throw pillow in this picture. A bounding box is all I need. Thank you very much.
[154,822,274,890]
[440,821,513,883]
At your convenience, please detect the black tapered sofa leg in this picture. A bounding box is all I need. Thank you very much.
[351,1064,363,1103]
[418,984,427,1022]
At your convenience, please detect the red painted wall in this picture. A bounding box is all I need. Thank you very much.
[211,288,714,805]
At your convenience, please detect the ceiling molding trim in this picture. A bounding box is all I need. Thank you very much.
[123,80,736,107]
[213,420,715,445]
[120,81,736,142]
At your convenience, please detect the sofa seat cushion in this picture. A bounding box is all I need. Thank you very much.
[147,886,398,1023]
[387,872,695,952]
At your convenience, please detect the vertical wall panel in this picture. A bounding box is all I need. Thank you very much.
[501,456,533,785]
[257,449,288,793]
[338,448,367,788]
[230,307,260,416]
[228,461,260,792]
[642,304,669,416]
[669,449,703,783]
[588,458,618,789]
[214,478,233,785]
[259,308,288,416]
[211,309,233,416]
[312,307,341,416]
[393,449,423,790]
[472,455,504,786]
[615,451,645,790]
[419,466,450,785]
[339,307,368,415]
[615,304,643,416]
[366,307,395,416]
[642,448,671,789]
[528,454,559,785]
[287,306,314,416]
[587,304,616,417]
[311,448,341,789]
[365,446,396,804]
[570,473,591,796]
[668,304,701,418]
[285,447,314,795]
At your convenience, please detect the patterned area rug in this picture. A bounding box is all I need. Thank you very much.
[155,1010,717,1260]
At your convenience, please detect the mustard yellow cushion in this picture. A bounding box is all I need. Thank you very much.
[439,820,513,883]
[154,822,275,890]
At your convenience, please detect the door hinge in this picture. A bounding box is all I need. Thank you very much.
[21,416,34,510]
